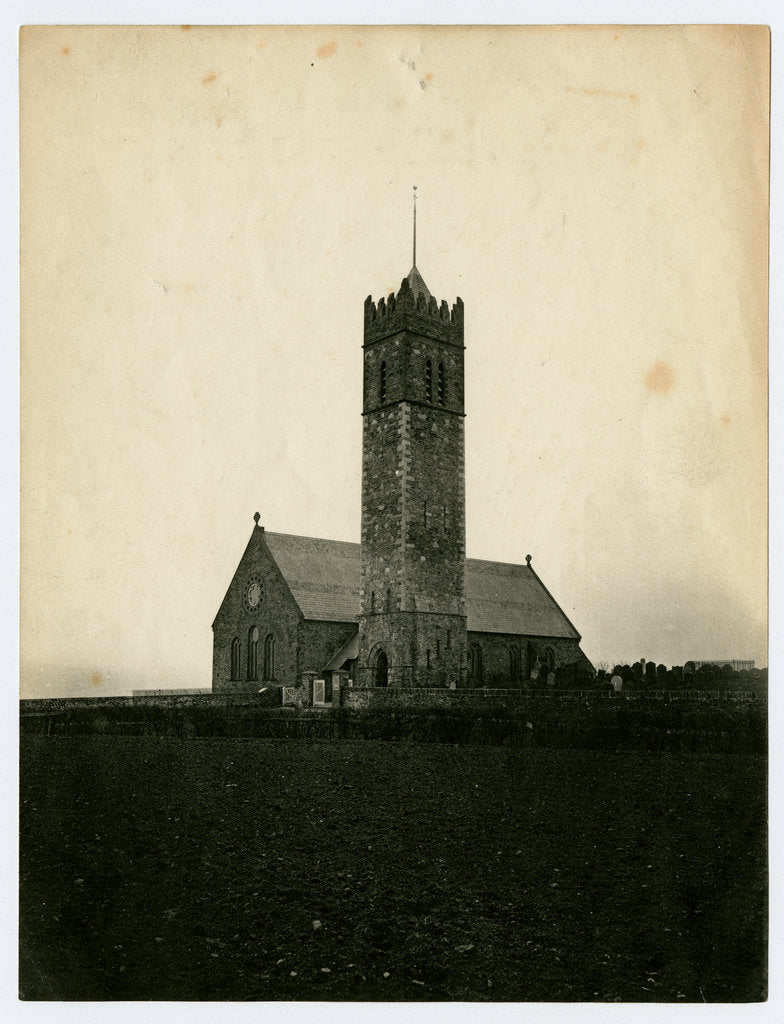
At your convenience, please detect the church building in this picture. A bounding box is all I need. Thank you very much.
[212,229,592,695]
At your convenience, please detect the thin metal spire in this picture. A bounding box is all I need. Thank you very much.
[412,185,417,267]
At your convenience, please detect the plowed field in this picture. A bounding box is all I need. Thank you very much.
[20,736,766,1001]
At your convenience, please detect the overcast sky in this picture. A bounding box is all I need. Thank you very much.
[19,24,768,697]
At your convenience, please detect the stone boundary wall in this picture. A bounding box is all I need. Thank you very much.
[20,690,282,716]
[20,687,763,720]
[341,687,764,710]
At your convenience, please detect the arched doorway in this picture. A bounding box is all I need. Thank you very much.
[374,649,389,687]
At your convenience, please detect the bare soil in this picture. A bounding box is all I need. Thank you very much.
[19,736,767,1001]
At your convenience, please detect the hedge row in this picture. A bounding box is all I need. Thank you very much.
[21,699,767,753]
[329,703,766,753]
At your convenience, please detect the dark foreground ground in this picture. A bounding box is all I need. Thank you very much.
[20,736,767,1001]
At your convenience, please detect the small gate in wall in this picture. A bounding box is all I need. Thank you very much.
[313,678,338,706]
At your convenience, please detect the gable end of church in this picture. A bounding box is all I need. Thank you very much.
[212,523,303,693]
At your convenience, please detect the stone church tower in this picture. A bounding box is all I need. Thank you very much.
[212,210,593,696]
[357,242,467,687]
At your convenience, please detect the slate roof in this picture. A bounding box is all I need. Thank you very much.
[262,531,580,640]
[263,532,360,624]
[465,557,580,639]
[406,264,432,303]
[323,631,359,671]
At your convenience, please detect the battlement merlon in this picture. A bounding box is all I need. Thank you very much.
[364,278,464,347]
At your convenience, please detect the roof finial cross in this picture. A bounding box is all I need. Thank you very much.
[412,185,417,268]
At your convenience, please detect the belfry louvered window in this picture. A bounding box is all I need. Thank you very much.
[380,361,387,403]
[425,359,432,402]
[438,362,445,405]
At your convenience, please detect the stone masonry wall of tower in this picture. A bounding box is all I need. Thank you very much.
[358,275,468,686]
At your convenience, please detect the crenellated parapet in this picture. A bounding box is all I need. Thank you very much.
[364,276,464,347]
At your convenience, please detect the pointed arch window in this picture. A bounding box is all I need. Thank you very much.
[509,646,520,681]
[380,361,387,404]
[247,626,259,681]
[230,637,241,681]
[264,634,276,680]
[438,362,445,405]
[470,643,483,685]
[425,359,432,402]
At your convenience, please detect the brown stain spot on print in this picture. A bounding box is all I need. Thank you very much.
[317,41,337,59]
[645,361,675,394]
